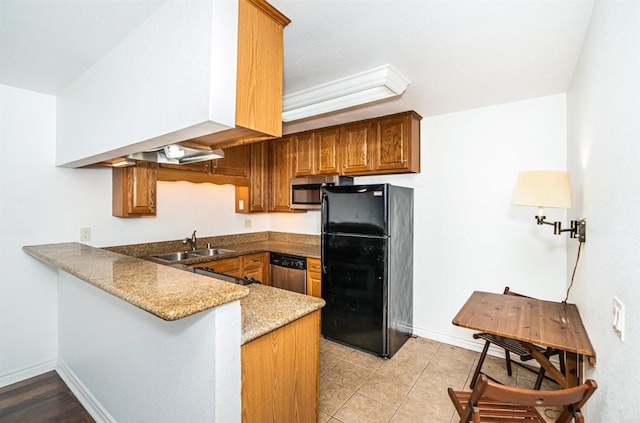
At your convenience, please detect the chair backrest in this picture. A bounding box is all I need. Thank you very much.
[471,375,597,421]
[503,286,531,298]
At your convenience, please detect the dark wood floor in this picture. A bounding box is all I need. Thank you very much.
[0,371,94,423]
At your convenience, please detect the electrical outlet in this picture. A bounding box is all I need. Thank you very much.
[244,219,252,228]
[613,297,624,341]
[80,227,92,241]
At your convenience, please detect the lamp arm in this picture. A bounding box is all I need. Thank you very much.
[532,216,586,242]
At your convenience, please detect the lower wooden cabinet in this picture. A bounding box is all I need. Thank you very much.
[112,161,157,217]
[191,257,242,277]
[306,258,322,298]
[241,310,320,423]
[241,252,270,285]
[189,252,269,284]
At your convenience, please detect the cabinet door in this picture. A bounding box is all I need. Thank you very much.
[112,161,157,217]
[242,252,269,285]
[249,142,268,212]
[315,128,340,174]
[306,258,322,298]
[269,137,294,212]
[292,132,315,177]
[191,257,242,277]
[340,122,374,174]
[236,0,289,138]
[374,113,420,173]
[212,144,249,177]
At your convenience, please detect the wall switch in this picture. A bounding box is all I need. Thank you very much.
[244,219,252,228]
[238,200,245,211]
[613,297,624,341]
[80,227,92,241]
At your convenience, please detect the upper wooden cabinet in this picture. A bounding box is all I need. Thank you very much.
[269,137,295,212]
[112,161,157,217]
[290,111,421,178]
[292,128,341,177]
[212,144,249,178]
[236,141,268,213]
[373,111,421,174]
[235,0,289,138]
[340,122,374,175]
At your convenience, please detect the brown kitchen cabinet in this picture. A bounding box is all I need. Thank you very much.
[241,310,320,423]
[112,161,157,217]
[306,258,322,298]
[372,111,421,174]
[242,252,269,285]
[190,252,269,283]
[268,136,296,212]
[340,121,375,174]
[235,141,268,213]
[191,257,242,277]
[212,144,249,177]
[292,128,340,177]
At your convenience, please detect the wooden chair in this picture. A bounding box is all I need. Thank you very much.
[449,374,597,423]
[470,286,565,389]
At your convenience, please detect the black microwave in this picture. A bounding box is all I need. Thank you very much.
[290,175,353,210]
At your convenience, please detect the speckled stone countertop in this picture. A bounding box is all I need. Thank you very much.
[24,234,325,344]
[240,284,324,344]
[23,243,250,321]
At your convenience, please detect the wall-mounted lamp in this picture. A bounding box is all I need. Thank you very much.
[512,170,586,242]
[281,64,410,122]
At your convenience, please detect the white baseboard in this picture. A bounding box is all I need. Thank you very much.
[56,360,115,423]
[412,325,509,359]
[0,359,57,388]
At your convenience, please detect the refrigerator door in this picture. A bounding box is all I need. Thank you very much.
[322,184,388,236]
[322,233,388,356]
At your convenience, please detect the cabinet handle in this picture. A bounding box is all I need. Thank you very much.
[312,265,321,269]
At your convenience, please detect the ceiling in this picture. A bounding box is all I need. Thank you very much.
[0,0,594,132]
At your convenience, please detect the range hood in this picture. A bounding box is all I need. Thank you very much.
[126,144,224,165]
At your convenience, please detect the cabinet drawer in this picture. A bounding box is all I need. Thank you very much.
[192,257,241,276]
[242,253,265,269]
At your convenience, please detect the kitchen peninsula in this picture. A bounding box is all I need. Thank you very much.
[22,232,324,423]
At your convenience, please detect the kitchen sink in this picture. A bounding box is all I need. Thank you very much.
[152,248,234,262]
[152,251,199,262]
[191,248,234,257]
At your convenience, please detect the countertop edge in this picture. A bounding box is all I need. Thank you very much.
[23,243,250,321]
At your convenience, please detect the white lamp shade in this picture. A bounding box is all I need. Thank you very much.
[512,170,572,209]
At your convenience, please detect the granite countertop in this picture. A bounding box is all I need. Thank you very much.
[23,243,250,320]
[24,237,325,344]
[241,284,324,344]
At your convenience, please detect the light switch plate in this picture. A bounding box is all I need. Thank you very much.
[613,297,624,341]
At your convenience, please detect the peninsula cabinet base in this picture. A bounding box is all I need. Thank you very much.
[241,310,320,423]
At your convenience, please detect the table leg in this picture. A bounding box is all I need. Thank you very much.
[522,342,567,388]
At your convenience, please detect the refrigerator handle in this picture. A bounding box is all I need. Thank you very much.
[320,189,328,233]
[320,191,327,274]
[321,234,325,274]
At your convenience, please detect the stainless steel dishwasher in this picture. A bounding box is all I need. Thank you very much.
[270,253,307,294]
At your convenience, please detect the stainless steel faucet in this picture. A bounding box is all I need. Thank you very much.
[183,230,197,251]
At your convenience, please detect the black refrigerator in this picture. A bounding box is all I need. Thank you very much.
[321,184,413,358]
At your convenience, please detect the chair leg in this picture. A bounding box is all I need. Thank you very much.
[533,367,546,390]
[470,341,491,389]
[504,350,513,376]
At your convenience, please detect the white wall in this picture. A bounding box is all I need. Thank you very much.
[0,84,268,385]
[273,94,570,348]
[567,0,640,420]
[58,271,240,422]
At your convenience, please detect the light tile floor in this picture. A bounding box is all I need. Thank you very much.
[319,336,561,423]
